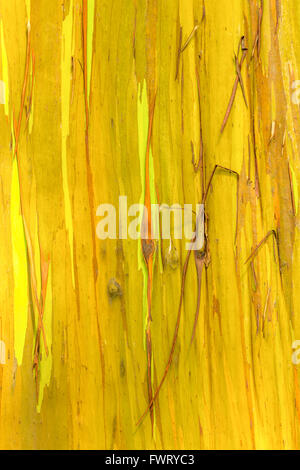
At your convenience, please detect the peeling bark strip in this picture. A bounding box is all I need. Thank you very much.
[175,26,182,81]
[189,251,205,345]
[137,165,239,425]
[251,1,263,58]
[136,250,192,427]
[176,16,205,81]
[221,36,248,133]
[245,230,279,265]
[141,91,157,434]
[11,25,49,371]
[181,25,199,53]
[33,257,50,400]
[192,68,204,197]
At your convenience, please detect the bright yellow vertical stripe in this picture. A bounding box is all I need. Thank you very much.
[62,1,75,287]
[87,0,95,103]
[11,158,29,365]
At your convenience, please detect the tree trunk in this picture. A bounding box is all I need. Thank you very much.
[0,0,299,450]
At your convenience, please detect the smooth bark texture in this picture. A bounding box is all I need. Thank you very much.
[0,0,300,450]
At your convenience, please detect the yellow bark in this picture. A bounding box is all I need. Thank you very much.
[0,0,300,450]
